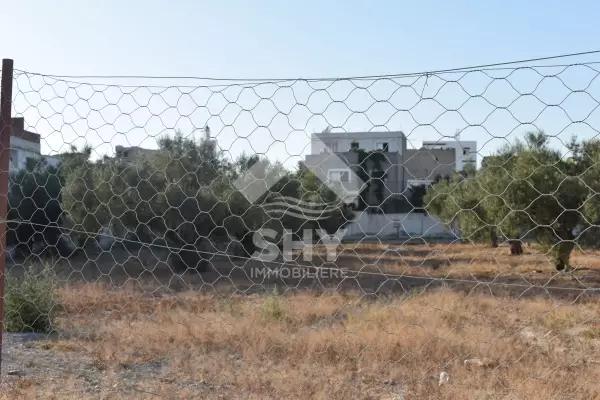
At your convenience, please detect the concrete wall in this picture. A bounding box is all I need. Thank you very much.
[115,146,160,163]
[344,212,456,239]
[9,117,45,172]
[302,151,366,203]
[311,131,407,154]
[402,148,457,184]
[10,136,42,171]
[303,147,459,208]
[303,150,406,204]
[305,147,456,195]
[421,140,477,171]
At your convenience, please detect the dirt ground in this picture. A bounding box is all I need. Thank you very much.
[1,242,599,399]
[8,241,599,302]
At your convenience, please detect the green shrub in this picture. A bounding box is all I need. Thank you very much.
[5,266,59,333]
[260,297,291,323]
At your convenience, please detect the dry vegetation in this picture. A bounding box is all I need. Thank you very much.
[2,243,600,399]
[328,242,600,277]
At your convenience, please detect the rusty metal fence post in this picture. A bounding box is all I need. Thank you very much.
[0,59,14,378]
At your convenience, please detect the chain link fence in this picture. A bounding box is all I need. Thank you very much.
[0,56,600,399]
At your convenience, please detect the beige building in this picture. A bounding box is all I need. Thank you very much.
[305,130,458,192]
[115,145,160,163]
[9,118,43,171]
[303,148,456,212]
[8,118,69,170]
[402,147,456,187]
[421,139,477,171]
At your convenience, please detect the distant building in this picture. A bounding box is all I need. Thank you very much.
[311,130,407,155]
[115,145,160,163]
[402,147,456,187]
[421,140,477,171]
[9,118,42,172]
[9,118,64,171]
[304,130,459,211]
[303,146,455,208]
[307,130,461,188]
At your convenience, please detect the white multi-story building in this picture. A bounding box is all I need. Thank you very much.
[307,130,477,191]
[310,130,408,155]
[307,130,461,196]
[9,118,58,172]
[421,140,477,171]
[9,118,43,171]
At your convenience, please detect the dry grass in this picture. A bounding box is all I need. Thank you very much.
[310,242,600,279]
[2,243,600,398]
[2,282,600,399]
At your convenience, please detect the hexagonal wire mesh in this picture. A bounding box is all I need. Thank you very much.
[0,57,599,399]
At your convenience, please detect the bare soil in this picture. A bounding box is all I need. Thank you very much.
[1,243,599,399]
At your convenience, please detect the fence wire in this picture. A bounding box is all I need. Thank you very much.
[1,59,600,399]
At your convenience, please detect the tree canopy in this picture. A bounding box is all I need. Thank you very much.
[424,130,600,270]
[56,130,354,268]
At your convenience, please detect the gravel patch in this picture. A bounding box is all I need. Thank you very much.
[0,334,222,398]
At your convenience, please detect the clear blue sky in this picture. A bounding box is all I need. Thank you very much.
[4,0,600,167]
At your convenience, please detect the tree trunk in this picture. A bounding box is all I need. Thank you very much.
[554,241,575,271]
[509,240,523,255]
[490,229,498,248]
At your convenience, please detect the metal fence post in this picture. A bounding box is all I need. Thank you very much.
[0,59,14,378]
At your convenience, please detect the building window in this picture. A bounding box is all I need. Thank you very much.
[328,169,351,183]
[123,151,129,158]
[376,142,389,152]
[350,141,359,150]
[322,141,338,152]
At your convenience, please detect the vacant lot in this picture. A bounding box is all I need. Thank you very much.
[8,241,600,299]
[2,242,600,399]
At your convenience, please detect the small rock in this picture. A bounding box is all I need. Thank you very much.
[7,370,23,376]
[520,327,538,342]
[379,394,404,400]
[439,371,450,386]
[554,346,567,354]
[464,358,495,368]
[383,379,396,385]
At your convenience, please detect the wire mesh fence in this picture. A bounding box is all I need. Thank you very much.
[1,57,600,399]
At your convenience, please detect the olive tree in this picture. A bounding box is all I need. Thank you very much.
[61,131,354,270]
